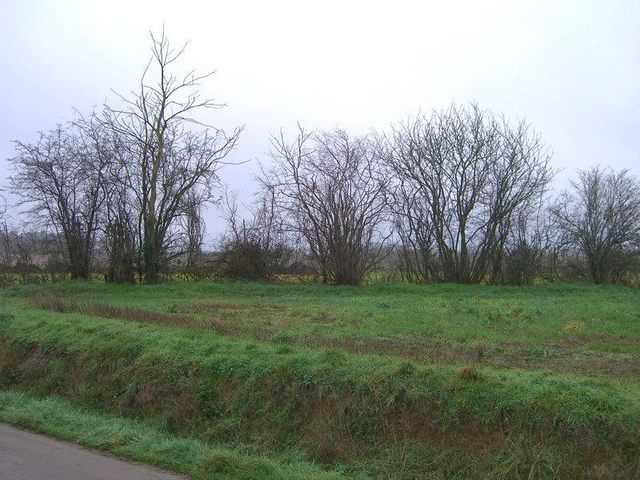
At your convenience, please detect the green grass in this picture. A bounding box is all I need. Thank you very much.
[1,280,639,478]
[0,389,343,480]
[13,280,640,338]
[6,280,640,378]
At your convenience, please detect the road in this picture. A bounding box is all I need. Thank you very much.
[0,423,185,480]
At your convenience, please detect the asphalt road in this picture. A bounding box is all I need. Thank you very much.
[0,423,185,480]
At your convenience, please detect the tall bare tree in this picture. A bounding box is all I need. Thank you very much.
[105,31,241,283]
[552,167,640,283]
[9,115,111,279]
[262,127,390,285]
[384,103,553,283]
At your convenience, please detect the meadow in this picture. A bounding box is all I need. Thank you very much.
[1,280,639,478]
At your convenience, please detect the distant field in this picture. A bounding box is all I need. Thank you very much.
[1,280,639,479]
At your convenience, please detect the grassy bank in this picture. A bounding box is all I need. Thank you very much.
[0,389,343,479]
[0,279,639,478]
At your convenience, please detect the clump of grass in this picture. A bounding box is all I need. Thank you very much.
[395,361,416,376]
[200,453,240,475]
[471,296,491,306]
[563,320,585,333]
[433,297,448,309]
[474,340,487,362]
[509,303,533,321]
[484,308,504,322]
[530,346,556,358]
[490,436,562,479]
[458,366,485,381]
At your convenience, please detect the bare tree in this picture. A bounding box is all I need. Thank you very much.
[390,167,440,283]
[9,116,111,280]
[384,103,553,283]
[500,201,555,285]
[551,167,640,283]
[105,31,242,283]
[262,127,390,285]
[102,181,137,283]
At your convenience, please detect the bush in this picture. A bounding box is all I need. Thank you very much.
[216,238,285,282]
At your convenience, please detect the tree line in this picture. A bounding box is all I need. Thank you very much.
[5,34,640,286]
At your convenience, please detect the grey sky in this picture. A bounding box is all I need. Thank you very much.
[1,0,639,239]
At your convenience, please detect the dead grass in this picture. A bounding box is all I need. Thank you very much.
[174,300,287,314]
[474,340,487,362]
[297,335,640,379]
[0,348,18,372]
[174,301,252,313]
[16,347,53,373]
[31,295,237,335]
[302,397,355,464]
[311,313,335,324]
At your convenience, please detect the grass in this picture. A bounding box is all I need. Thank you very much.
[13,280,640,378]
[0,389,343,480]
[1,280,639,478]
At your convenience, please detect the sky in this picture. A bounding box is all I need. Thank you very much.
[1,0,639,241]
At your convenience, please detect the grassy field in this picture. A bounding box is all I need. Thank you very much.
[0,280,639,478]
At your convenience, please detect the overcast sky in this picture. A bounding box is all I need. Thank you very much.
[2,0,639,238]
